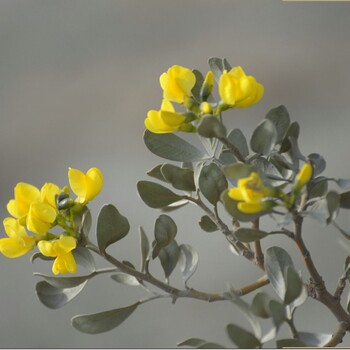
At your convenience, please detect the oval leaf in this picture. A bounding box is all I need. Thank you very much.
[198,215,218,232]
[199,163,228,204]
[276,338,306,347]
[97,204,130,252]
[111,273,140,286]
[179,244,199,285]
[161,164,196,191]
[250,119,277,155]
[36,280,88,309]
[284,266,303,305]
[34,272,90,289]
[144,130,205,162]
[264,246,294,301]
[251,292,272,319]
[139,226,149,272]
[73,247,96,272]
[234,228,270,243]
[158,240,180,278]
[71,302,139,334]
[137,180,184,209]
[226,323,261,348]
[225,128,249,159]
[298,332,332,347]
[265,105,290,143]
[197,116,226,139]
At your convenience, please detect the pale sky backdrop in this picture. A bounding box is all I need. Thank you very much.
[1,0,350,348]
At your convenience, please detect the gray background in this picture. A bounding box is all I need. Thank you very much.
[1,0,350,347]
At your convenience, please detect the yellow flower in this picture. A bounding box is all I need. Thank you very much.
[145,99,192,134]
[160,65,196,104]
[294,163,313,192]
[0,218,35,258]
[37,236,77,275]
[228,172,275,213]
[200,71,214,100]
[68,167,103,204]
[219,66,264,108]
[7,183,41,224]
[27,201,57,235]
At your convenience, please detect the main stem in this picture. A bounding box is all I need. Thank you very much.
[293,213,350,337]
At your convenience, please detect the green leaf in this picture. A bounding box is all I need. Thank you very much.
[146,164,167,182]
[73,247,96,272]
[298,332,332,346]
[178,244,199,285]
[234,228,270,242]
[225,128,249,159]
[34,272,90,289]
[221,190,260,222]
[111,273,140,286]
[158,240,180,278]
[177,338,225,348]
[139,226,149,272]
[308,176,328,199]
[97,204,130,252]
[340,191,350,209]
[152,214,177,259]
[265,105,290,143]
[191,69,204,102]
[198,215,218,232]
[276,338,306,347]
[269,300,286,328]
[36,280,88,309]
[264,247,294,301]
[208,57,231,82]
[71,303,139,334]
[197,115,227,139]
[279,121,300,153]
[161,164,196,191]
[326,190,340,224]
[137,180,184,209]
[199,163,228,204]
[223,162,253,182]
[74,206,92,237]
[144,130,205,162]
[226,323,261,348]
[308,153,326,176]
[250,119,277,155]
[284,266,303,305]
[251,292,272,319]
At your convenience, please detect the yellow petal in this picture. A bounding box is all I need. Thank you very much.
[37,240,56,257]
[85,168,104,203]
[160,99,175,112]
[27,202,57,235]
[52,252,77,275]
[219,71,238,105]
[41,183,61,208]
[238,202,266,214]
[68,168,87,203]
[228,188,245,201]
[0,237,35,258]
[3,217,28,240]
[295,163,313,190]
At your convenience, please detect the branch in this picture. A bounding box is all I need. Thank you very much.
[323,321,349,347]
[292,213,350,331]
[235,275,269,296]
[252,218,264,270]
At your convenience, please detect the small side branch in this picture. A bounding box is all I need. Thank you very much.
[235,275,269,296]
[252,218,265,270]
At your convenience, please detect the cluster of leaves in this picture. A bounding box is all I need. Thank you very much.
[31,58,350,348]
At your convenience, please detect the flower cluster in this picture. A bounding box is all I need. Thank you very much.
[144,64,264,134]
[0,167,103,274]
[228,163,313,214]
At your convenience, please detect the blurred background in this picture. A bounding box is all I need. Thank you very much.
[1,0,350,347]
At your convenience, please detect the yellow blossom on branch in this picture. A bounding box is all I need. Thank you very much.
[228,172,276,213]
[0,217,35,258]
[160,65,196,104]
[145,99,195,134]
[68,167,103,204]
[219,66,264,108]
[294,163,313,192]
[37,236,77,275]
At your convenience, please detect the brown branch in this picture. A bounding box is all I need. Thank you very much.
[252,218,265,270]
[323,321,349,347]
[293,213,350,335]
[236,275,269,296]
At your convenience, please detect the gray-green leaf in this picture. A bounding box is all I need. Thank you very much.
[71,303,139,334]
[226,323,261,348]
[161,164,196,191]
[284,266,303,305]
[137,180,184,208]
[144,130,205,162]
[197,115,227,139]
[97,204,130,252]
[178,244,199,285]
[139,226,149,272]
[265,105,290,143]
[111,273,140,286]
[36,280,88,309]
[158,240,180,278]
[198,215,218,232]
[250,119,277,155]
[199,163,228,204]
[234,228,270,242]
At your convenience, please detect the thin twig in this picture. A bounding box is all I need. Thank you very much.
[252,218,265,270]
[235,275,269,296]
[323,321,349,347]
